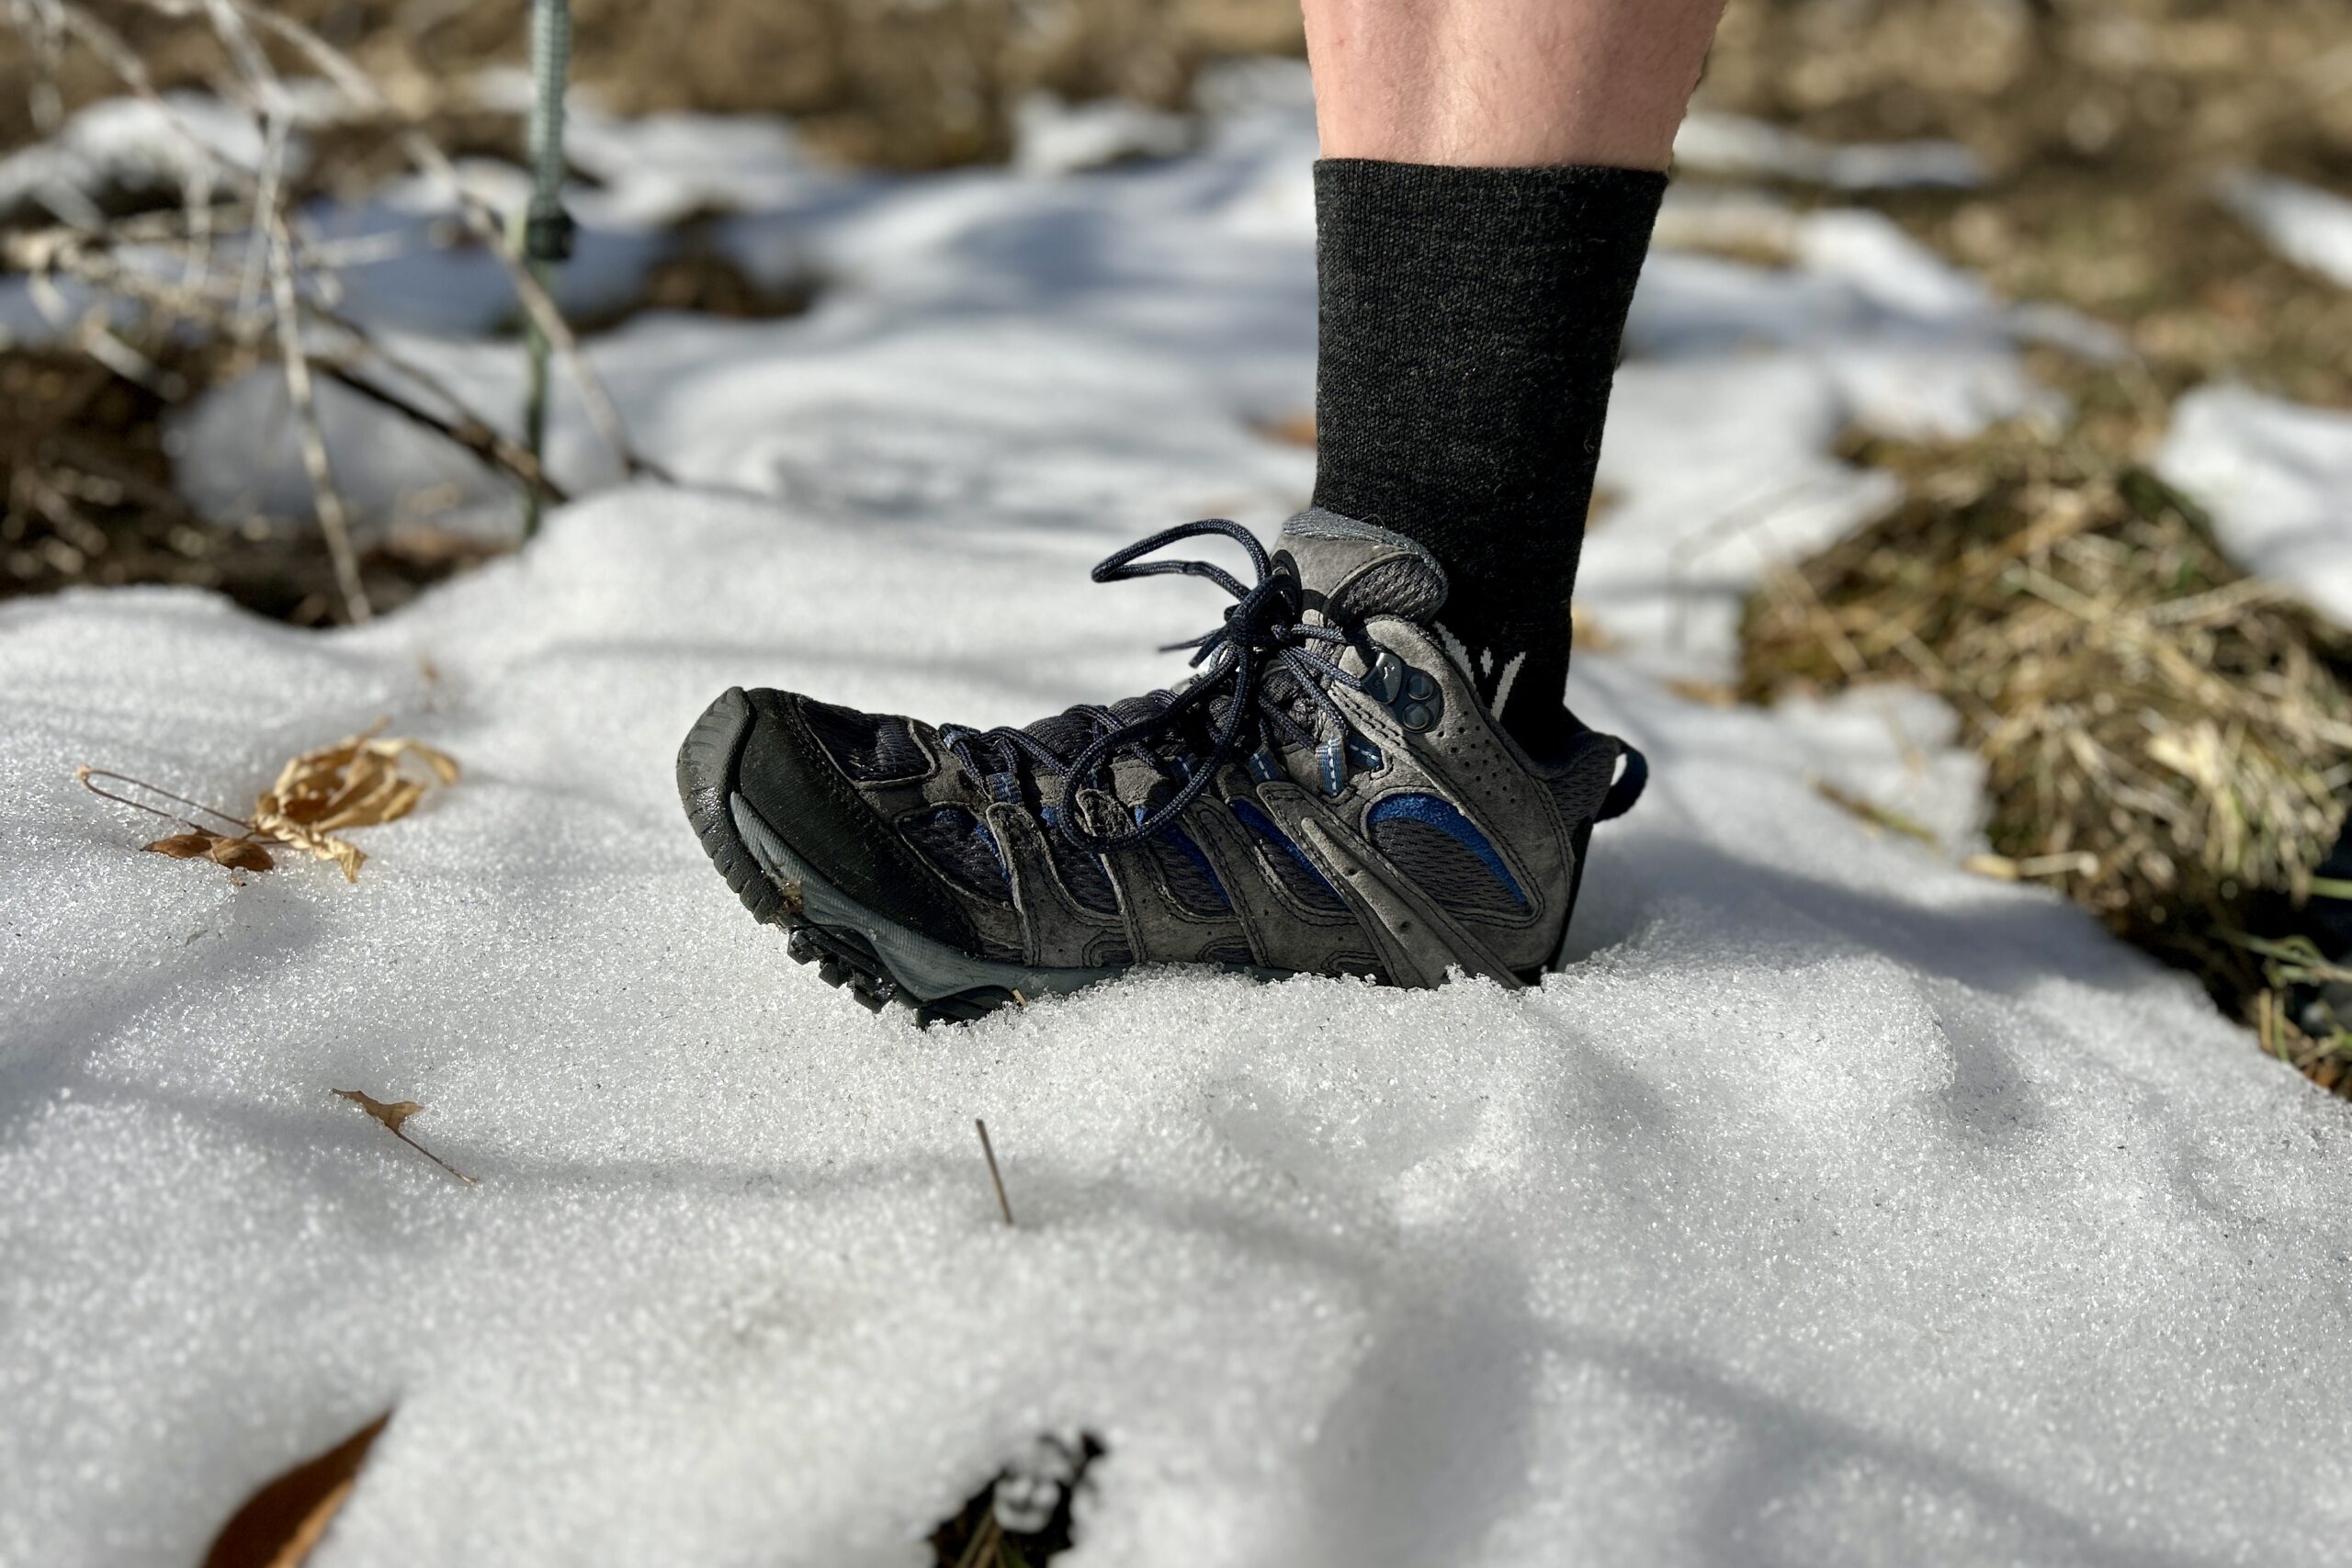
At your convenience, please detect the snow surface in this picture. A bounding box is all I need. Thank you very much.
[0,92,270,227]
[2217,171,2352,289]
[2157,385,2352,628]
[9,67,2352,1568]
[1673,112,1984,191]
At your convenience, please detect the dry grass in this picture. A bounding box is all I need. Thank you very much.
[1702,0,2352,408]
[1741,406,2352,1052]
[0,0,1304,178]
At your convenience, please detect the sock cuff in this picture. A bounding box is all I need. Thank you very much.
[1312,159,1668,239]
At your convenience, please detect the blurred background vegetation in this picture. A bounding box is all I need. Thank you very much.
[5,0,2346,400]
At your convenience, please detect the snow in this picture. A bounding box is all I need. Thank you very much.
[2157,385,2352,627]
[1673,112,1984,191]
[9,70,2352,1568]
[0,92,268,226]
[2217,170,2352,288]
[1014,94,1194,176]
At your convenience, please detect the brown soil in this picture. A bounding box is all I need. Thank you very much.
[0,347,502,625]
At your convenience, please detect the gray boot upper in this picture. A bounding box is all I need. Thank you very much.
[726,508,1638,991]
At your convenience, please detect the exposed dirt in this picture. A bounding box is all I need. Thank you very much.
[0,347,503,625]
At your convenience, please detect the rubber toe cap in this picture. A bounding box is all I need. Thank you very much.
[728,688,987,957]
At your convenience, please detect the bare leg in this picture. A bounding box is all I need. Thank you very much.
[1303,0,1727,170]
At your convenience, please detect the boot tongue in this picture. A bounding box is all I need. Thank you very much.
[1273,507,1449,626]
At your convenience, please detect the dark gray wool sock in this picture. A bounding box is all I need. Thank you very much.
[1310,158,1667,756]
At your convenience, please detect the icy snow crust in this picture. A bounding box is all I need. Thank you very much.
[8,73,2352,1568]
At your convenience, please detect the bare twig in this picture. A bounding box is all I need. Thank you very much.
[266,208,371,622]
[229,0,663,482]
[975,1118,1014,1226]
[319,362,569,502]
[334,1089,477,1185]
[76,764,255,835]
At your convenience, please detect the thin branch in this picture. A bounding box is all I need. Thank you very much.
[266,208,371,623]
[317,362,569,502]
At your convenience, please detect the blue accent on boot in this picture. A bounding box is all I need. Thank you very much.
[1230,798,1342,904]
[1365,793,1525,905]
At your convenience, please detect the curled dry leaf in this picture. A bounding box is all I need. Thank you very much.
[145,829,277,872]
[202,1411,390,1568]
[334,1089,422,1134]
[144,831,220,860]
[82,724,455,885]
[252,723,461,882]
[210,838,277,873]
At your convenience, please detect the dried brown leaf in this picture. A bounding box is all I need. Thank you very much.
[334,1089,422,1134]
[144,831,219,860]
[144,829,277,874]
[209,837,277,872]
[252,724,459,881]
[334,1089,475,1185]
[202,1411,390,1568]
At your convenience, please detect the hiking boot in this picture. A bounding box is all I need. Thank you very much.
[675,508,1646,1023]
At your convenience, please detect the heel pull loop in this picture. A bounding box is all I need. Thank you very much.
[1597,743,1648,823]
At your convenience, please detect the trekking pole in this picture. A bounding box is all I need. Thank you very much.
[519,0,573,539]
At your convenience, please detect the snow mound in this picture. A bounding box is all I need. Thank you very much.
[2157,384,2352,626]
[0,92,269,225]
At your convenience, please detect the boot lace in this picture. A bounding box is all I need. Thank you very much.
[938,518,1365,854]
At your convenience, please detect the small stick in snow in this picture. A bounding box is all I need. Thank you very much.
[335,1089,477,1186]
[975,1118,1014,1227]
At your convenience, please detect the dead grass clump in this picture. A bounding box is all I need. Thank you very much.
[1740,420,2352,1022]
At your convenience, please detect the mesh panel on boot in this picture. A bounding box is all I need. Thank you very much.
[1366,794,1527,919]
[1230,798,1346,913]
[899,807,1012,902]
[802,698,928,782]
[1039,807,1120,915]
[1148,829,1229,915]
[1544,739,1618,829]
[1329,556,1445,623]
